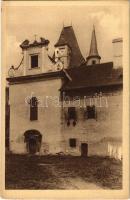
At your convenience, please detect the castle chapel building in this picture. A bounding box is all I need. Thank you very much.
[7,26,123,158]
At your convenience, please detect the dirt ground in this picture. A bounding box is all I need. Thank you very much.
[5,154,122,189]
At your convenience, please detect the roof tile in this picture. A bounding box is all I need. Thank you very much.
[61,62,123,90]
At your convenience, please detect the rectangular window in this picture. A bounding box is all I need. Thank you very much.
[86,105,96,119]
[92,60,96,65]
[68,107,76,120]
[69,138,76,148]
[31,55,38,68]
[30,97,38,121]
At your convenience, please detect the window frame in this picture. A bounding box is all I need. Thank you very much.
[30,97,38,121]
[30,54,39,69]
[68,107,76,120]
[69,138,76,148]
[86,105,96,119]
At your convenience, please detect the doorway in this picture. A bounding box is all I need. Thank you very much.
[81,143,88,156]
[28,138,37,154]
[24,130,42,154]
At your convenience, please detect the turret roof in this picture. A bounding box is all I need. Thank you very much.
[87,26,100,59]
[55,26,85,67]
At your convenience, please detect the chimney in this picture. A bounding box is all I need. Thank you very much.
[112,38,123,68]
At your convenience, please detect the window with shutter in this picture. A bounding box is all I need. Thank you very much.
[30,97,38,121]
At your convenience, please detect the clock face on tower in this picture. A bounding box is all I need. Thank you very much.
[55,57,63,71]
[54,46,70,69]
[55,47,65,59]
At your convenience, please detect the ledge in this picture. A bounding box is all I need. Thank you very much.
[6,70,65,85]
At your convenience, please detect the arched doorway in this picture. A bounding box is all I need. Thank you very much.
[24,130,42,154]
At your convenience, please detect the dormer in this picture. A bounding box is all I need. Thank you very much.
[20,37,50,75]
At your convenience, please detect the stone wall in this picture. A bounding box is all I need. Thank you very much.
[61,90,122,156]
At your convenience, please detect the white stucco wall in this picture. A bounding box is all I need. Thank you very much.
[9,78,63,154]
[22,45,54,76]
[9,77,122,158]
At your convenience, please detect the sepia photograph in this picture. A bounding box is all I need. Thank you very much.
[1,0,129,199]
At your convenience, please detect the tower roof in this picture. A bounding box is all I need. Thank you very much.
[55,26,85,67]
[87,26,100,59]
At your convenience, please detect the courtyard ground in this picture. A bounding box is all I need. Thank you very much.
[5,154,122,189]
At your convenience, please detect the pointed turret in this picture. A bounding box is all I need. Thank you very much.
[86,25,101,65]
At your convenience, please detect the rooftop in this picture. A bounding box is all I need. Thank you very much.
[54,26,85,67]
[87,25,101,59]
[61,62,123,91]
[20,37,49,49]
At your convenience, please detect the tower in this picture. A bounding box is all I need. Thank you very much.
[86,26,101,65]
[54,26,85,68]
[20,37,50,76]
[54,42,71,69]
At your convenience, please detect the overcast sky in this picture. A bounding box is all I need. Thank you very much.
[4,2,123,70]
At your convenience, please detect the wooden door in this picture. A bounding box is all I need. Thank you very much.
[81,143,88,156]
[28,138,37,154]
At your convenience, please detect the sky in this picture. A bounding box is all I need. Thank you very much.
[4,2,123,71]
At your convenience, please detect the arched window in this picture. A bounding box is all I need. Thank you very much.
[30,97,38,121]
